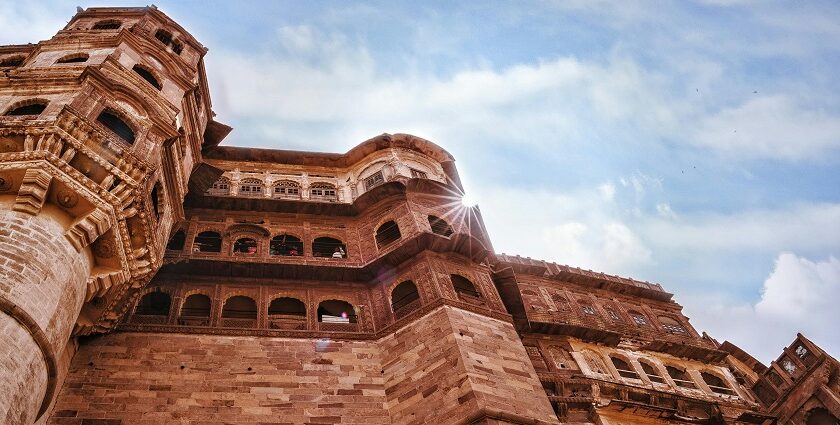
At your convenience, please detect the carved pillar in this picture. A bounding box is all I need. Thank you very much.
[0,200,92,425]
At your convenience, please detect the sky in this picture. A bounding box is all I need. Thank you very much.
[3,0,839,362]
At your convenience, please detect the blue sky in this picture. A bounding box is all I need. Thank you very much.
[3,1,839,362]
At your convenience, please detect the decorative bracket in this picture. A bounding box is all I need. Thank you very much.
[13,168,53,215]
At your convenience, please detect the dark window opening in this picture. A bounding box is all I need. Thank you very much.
[640,361,666,384]
[193,231,222,253]
[132,65,162,90]
[270,234,303,256]
[166,230,186,251]
[363,170,385,191]
[313,237,346,258]
[451,274,481,299]
[181,294,211,317]
[667,366,696,389]
[222,296,257,319]
[5,102,46,117]
[318,300,356,323]
[375,220,401,248]
[611,357,639,380]
[155,29,173,45]
[171,40,184,55]
[702,372,735,395]
[428,215,454,236]
[806,408,840,425]
[150,183,162,220]
[136,291,170,316]
[92,20,121,30]
[0,56,24,67]
[391,281,421,318]
[268,297,306,317]
[233,237,258,254]
[97,110,135,144]
[57,53,89,64]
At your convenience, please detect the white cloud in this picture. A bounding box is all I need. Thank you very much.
[655,203,677,219]
[692,95,840,160]
[598,182,616,201]
[687,252,840,362]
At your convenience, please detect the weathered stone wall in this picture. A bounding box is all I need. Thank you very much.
[0,199,92,425]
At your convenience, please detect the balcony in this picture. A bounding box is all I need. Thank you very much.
[268,314,307,330]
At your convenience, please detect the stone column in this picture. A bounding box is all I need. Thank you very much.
[0,199,92,425]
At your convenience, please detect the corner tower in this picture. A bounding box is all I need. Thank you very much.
[0,7,222,423]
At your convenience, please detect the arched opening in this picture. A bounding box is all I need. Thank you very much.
[166,229,186,251]
[0,56,24,67]
[428,215,454,237]
[807,409,840,425]
[581,350,609,376]
[92,20,121,30]
[451,274,482,303]
[208,177,230,196]
[179,293,211,326]
[611,356,639,380]
[659,316,687,334]
[267,297,307,330]
[97,110,135,144]
[56,53,88,64]
[273,180,301,199]
[318,299,356,323]
[155,29,173,46]
[640,360,666,384]
[666,366,697,389]
[701,372,736,395]
[391,281,421,318]
[233,237,258,254]
[375,220,401,248]
[135,291,170,316]
[5,101,47,117]
[310,182,337,201]
[193,231,222,253]
[239,178,264,197]
[132,64,162,90]
[313,237,346,258]
[150,182,162,220]
[270,234,303,256]
[222,296,257,328]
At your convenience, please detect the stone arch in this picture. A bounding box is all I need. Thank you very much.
[375,219,401,249]
[134,290,171,317]
[132,63,163,90]
[3,98,49,117]
[609,353,639,380]
[96,107,137,144]
[312,235,346,258]
[270,233,303,256]
[428,215,454,236]
[193,230,222,253]
[91,19,121,30]
[700,370,736,395]
[451,274,482,300]
[317,299,357,323]
[267,297,307,330]
[221,295,258,328]
[638,358,667,385]
[665,364,697,389]
[56,52,89,64]
[391,280,421,318]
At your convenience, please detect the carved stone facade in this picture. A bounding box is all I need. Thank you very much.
[1,6,837,425]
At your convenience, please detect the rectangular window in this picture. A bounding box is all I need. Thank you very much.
[364,171,385,191]
[410,168,427,179]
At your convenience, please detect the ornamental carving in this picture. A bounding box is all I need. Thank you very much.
[92,238,117,259]
[0,174,10,191]
[56,187,79,208]
[0,137,17,152]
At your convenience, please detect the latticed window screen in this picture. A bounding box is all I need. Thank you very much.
[311,183,337,199]
[273,180,300,197]
[410,168,427,179]
[363,171,385,191]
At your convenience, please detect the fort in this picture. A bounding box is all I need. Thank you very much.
[0,6,838,425]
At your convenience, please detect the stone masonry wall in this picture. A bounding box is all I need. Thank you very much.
[0,199,93,425]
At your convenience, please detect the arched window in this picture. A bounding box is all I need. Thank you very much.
[428,215,454,236]
[132,64,162,90]
[155,29,173,46]
[56,53,88,64]
[4,101,47,117]
[666,366,697,389]
[270,234,303,256]
[239,178,264,197]
[97,110,135,144]
[451,274,481,300]
[222,296,257,328]
[92,20,121,30]
[273,180,301,199]
[701,372,735,395]
[391,281,421,318]
[150,182,162,220]
[581,350,609,376]
[310,182,337,201]
[193,231,222,253]
[611,356,639,380]
[166,229,186,251]
[313,237,346,258]
[208,177,231,196]
[807,408,840,425]
[628,310,649,326]
[659,316,687,334]
[180,294,211,319]
[318,299,358,331]
[375,220,401,248]
[233,237,258,254]
[268,297,307,330]
[363,170,385,191]
[135,291,170,316]
[640,360,666,384]
[0,56,24,67]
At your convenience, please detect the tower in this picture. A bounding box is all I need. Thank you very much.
[0,7,221,424]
